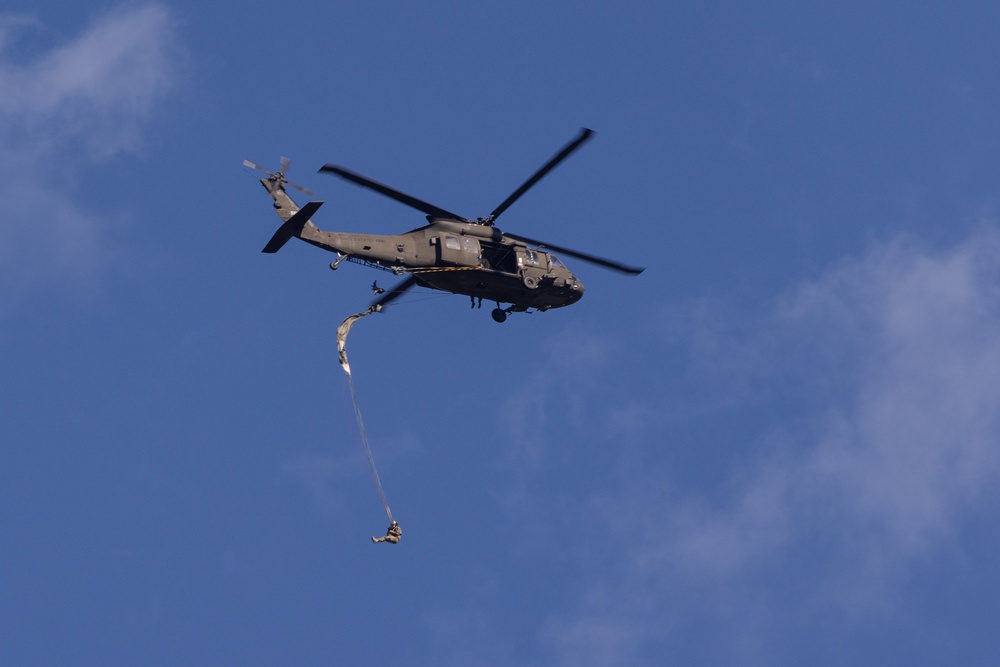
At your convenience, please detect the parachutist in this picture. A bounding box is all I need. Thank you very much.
[372,520,402,544]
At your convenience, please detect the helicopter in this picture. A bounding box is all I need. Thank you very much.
[245,128,644,323]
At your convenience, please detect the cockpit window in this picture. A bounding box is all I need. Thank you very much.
[521,249,541,267]
[549,254,565,269]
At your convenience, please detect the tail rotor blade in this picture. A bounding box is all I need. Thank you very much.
[244,159,276,178]
[245,157,314,195]
[288,180,315,197]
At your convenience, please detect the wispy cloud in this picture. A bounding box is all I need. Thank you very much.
[0,4,180,293]
[496,226,1000,664]
[775,230,1000,575]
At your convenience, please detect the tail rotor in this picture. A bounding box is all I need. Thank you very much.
[243,156,316,196]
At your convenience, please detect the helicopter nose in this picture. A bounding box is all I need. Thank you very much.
[571,276,585,301]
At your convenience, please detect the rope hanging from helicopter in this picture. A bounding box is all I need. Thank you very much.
[337,308,393,524]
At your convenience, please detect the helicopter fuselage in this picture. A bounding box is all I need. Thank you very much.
[261,176,584,312]
[249,128,642,321]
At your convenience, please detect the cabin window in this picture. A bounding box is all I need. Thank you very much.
[437,234,481,266]
[522,249,540,267]
[463,237,481,258]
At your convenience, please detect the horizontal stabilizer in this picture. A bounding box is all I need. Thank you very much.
[262,201,324,253]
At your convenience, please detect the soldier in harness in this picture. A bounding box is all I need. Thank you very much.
[372,520,402,544]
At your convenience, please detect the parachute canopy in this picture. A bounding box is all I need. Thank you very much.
[336,306,377,376]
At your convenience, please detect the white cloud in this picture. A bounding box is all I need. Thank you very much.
[0,4,180,293]
[497,227,1000,664]
[617,228,1000,574]
[779,230,1000,557]
[0,4,178,153]
[654,230,1000,603]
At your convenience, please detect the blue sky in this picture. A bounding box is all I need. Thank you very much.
[4,2,1000,665]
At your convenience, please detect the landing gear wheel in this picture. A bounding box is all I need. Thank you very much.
[491,308,507,323]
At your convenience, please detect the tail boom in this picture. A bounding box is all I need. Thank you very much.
[261,201,324,253]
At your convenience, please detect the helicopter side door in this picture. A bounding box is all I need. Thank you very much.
[435,234,482,267]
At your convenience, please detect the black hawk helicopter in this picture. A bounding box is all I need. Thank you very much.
[245,128,643,322]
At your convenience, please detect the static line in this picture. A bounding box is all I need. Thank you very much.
[346,370,393,522]
[336,307,393,522]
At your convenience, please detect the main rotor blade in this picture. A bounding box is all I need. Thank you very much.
[504,232,645,275]
[488,127,595,222]
[370,275,419,309]
[320,165,468,221]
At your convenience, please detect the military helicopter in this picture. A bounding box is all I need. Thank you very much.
[245,128,643,323]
